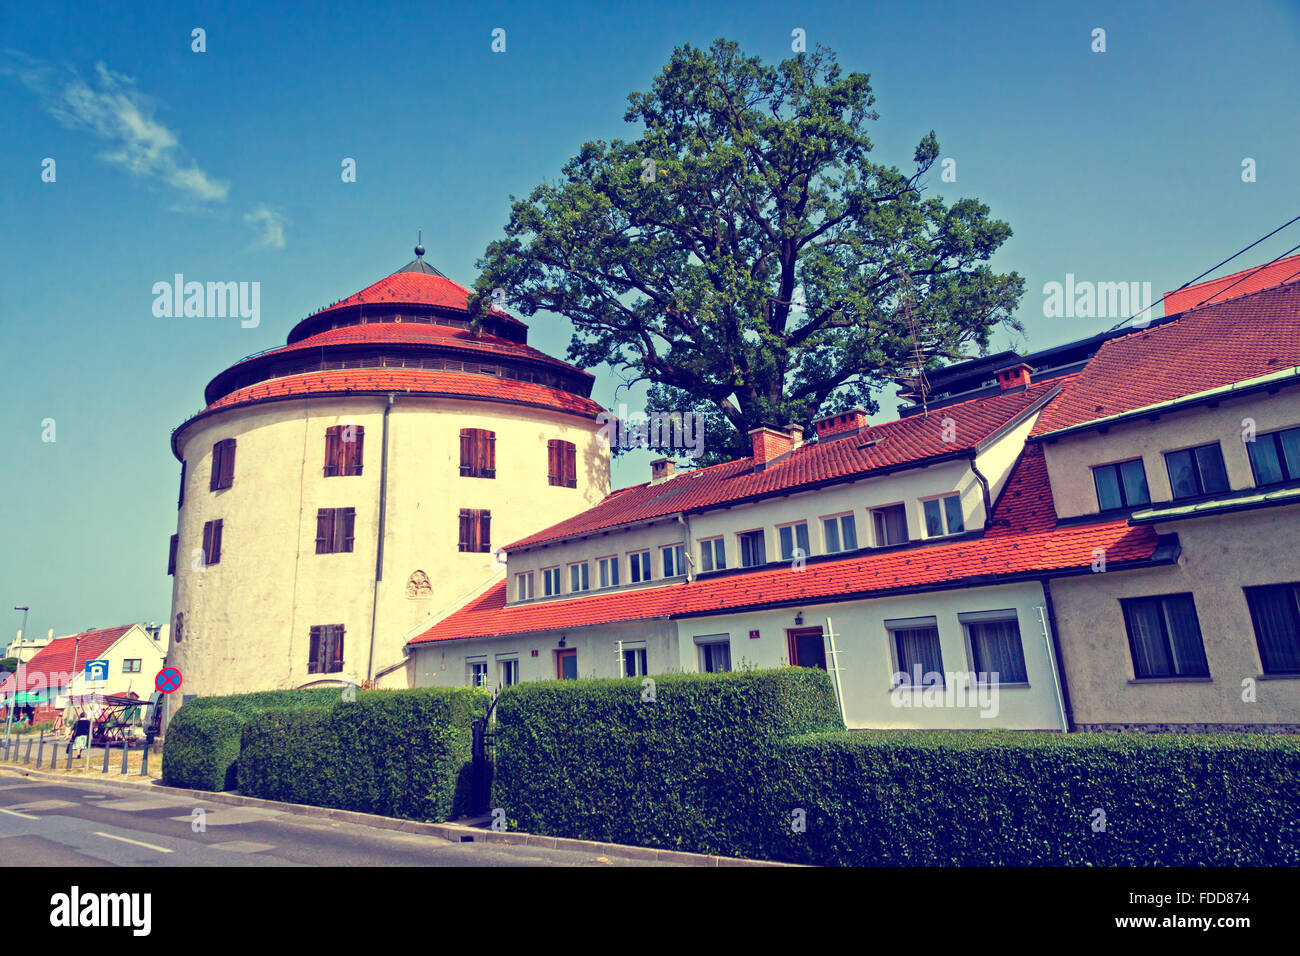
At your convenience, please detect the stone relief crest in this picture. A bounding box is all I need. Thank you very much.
[405,570,432,599]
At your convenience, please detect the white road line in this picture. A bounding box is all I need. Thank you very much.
[92,831,174,853]
[0,807,38,820]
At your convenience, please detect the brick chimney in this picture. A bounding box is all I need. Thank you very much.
[785,423,804,450]
[749,426,793,467]
[996,363,1033,390]
[650,457,675,484]
[812,408,869,442]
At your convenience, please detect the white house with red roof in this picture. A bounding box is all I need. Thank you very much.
[166,249,611,699]
[407,262,1300,733]
[0,625,166,722]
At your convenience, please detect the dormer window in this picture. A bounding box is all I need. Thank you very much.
[922,495,964,537]
[569,561,590,593]
[661,544,686,578]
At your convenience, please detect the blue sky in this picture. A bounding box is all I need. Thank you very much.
[1,0,1297,642]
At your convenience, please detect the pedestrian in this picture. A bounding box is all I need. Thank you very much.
[70,715,91,758]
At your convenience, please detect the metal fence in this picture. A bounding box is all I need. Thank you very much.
[0,730,155,777]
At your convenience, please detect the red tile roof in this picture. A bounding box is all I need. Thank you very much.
[507,379,1062,550]
[0,626,134,695]
[202,368,605,418]
[308,271,521,324]
[410,446,1157,645]
[1031,282,1300,437]
[232,322,590,378]
[1164,254,1300,315]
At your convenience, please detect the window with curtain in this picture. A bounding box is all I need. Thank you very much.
[1093,459,1150,510]
[778,522,810,560]
[698,640,731,673]
[822,514,858,553]
[1121,594,1210,678]
[872,504,909,546]
[1246,426,1300,487]
[967,619,1029,683]
[1244,582,1300,674]
[891,625,944,686]
[1164,442,1228,499]
[738,529,767,567]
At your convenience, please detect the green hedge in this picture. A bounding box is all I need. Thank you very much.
[161,688,349,790]
[237,688,488,822]
[160,707,244,791]
[492,668,843,854]
[760,730,1300,866]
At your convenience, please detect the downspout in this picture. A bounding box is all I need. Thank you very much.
[1038,576,1075,732]
[676,512,693,582]
[367,394,394,684]
[968,452,993,529]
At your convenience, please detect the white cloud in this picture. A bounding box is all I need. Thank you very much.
[244,204,287,250]
[3,53,229,203]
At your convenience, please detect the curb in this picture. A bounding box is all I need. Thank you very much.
[0,760,790,867]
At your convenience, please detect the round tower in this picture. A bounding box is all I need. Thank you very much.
[167,249,610,696]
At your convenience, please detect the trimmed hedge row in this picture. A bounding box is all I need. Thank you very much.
[762,730,1300,866]
[237,688,488,822]
[491,669,1300,865]
[162,688,351,790]
[492,668,844,854]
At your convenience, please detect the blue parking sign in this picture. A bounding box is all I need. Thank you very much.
[84,659,110,681]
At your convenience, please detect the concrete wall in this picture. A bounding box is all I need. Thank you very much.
[170,394,609,697]
[1050,505,1300,729]
[1042,387,1300,519]
[413,579,1066,730]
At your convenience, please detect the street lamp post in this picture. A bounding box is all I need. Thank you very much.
[12,606,29,645]
[5,607,30,745]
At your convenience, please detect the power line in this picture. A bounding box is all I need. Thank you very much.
[1182,241,1300,312]
[1107,212,1300,331]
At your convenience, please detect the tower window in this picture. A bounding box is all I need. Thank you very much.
[201,519,223,565]
[548,440,577,488]
[458,508,491,553]
[460,428,497,478]
[315,508,356,554]
[210,439,236,491]
[324,425,365,477]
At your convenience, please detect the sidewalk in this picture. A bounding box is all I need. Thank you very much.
[0,758,787,867]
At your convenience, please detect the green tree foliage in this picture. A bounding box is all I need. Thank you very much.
[470,39,1025,461]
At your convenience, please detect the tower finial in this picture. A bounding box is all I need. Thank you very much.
[415,229,425,259]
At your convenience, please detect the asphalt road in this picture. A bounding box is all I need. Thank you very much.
[0,770,678,867]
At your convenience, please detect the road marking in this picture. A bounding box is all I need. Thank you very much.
[0,807,38,820]
[92,831,173,853]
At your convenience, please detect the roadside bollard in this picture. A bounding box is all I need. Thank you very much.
[24,738,33,764]
[102,743,110,774]
[65,746,72,770]
[121,737,129,774]
[140,743,149,776]
[37,731,45,768]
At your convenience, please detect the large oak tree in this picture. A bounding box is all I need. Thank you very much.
[469,39,1024,462]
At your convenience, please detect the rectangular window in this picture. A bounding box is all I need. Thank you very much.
[324,425,365,477]
[459,428,496,479]
[923,495,965,537]
[963,616,1029,684]
[699,537,726,572]
[1244,582,1300,674]
[622,646,648,677]
[697,638,731,673]
[498,657,520,687]
[569,562,590,593]
[777,522,810,561]
[122,659,142,673]
[1246,426,1300,487]
[1092,459,1150,511]
[167,534,178,575]
[177,460,186,509]
[888,618,944,687]
[515,571,535,601]
[661,544,686,577]
[457,508,491,553]
[308,624,345,674]
[210,438,236,491]
[871,504,909,547]
[1164,442,1229,499]
[737,529,767,568]
[1121,594,1210,679]
[598,556,620,588]
[547,439,577,488]
[467,658,489,687]
[201,519,223,566]
[628,550,652,583]
[543,567,561,597]
[822,514,857,554]
[316,507,357,554]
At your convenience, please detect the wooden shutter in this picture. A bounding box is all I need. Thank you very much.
[177,461,186,509]
[201,522,212,565]
[316,509,334,554]
[324,426,342,477]
[220,439,236,488]
[481,431,496,478]
[563,442,577,488]
[209,519,223,564]
[458,509,472,552]
[308,626,322,673]
[547,440,559,486]
[344,426,364,476]
[330,625,345,673]
[460,429,473,476]
[339,508,356,552]
[167,534,178,575]
[478,511,491,554]
[209,442,222,490]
